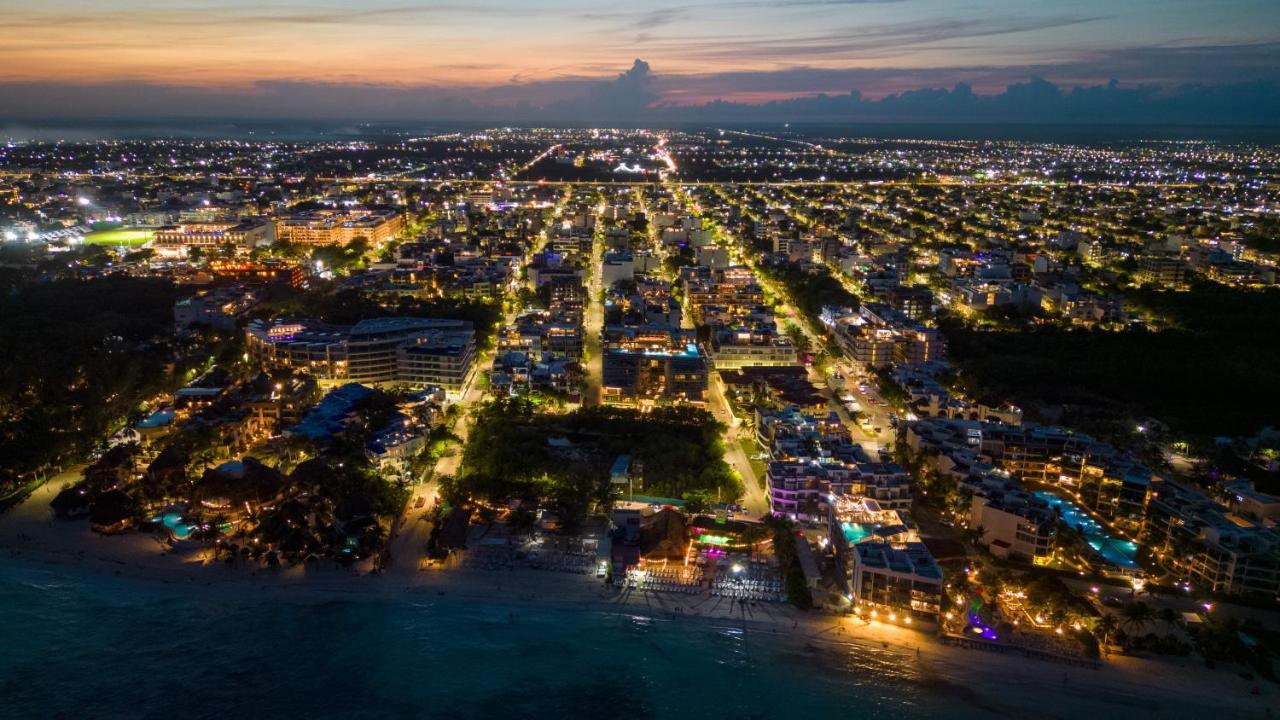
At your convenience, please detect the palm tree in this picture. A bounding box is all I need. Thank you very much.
[365,522,388,551]
[1119,601,1155,635]
[508,507,536,534]
[740,524,767,554]
[924,472,958,504]
[984,567,1009,598]
[277,434,314,471]
[1095,613,1119,647]
[947,490,973,520]
[964,525,987,547]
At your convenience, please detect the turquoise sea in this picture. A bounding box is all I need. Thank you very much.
[0,559,994,720]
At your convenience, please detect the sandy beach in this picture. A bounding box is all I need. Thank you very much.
[2,476,1275,719]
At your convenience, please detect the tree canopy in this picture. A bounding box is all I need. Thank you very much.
[456,398,742,526]
[0,277,184,486]
[945,282,1280,440]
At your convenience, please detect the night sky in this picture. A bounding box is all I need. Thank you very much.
[1,0,1278,121]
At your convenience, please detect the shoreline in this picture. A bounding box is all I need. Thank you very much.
[2,481,1275,719]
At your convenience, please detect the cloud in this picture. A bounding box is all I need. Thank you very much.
[585,59,658,110]
[578,8,689,32]
[2,56,1279,127]
[643,15,1109,64]
[720,0,911,7]
[663,76,1280,126]
[1063,42,1280,86]
[648,41,1280,100]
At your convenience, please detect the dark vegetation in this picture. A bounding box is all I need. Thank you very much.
[308,237,370,273]
[944,282,1280,441]
[445,398,741,531]
[759,260,859,323]
[765,515,813,609]
[0,277,190,488]
[663,243,696,276]
[1242,216,1280,254]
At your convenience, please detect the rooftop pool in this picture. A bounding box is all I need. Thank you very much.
[841,521,874,544]
[1033,491,1138,568]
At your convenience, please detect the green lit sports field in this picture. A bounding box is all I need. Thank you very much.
[81,228,155,247]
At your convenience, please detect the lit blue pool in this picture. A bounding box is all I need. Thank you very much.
[1034,491,1138,568]
[841,522,873,544]
[137,409,175,429]
[160,512,194,540]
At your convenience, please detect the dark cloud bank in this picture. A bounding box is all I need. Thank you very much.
[2,58,1279,128]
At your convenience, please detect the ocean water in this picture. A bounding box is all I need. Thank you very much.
[0,560,991,720]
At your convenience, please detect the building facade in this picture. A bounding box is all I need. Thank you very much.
[246,317,476,394]
[276,208,404,246]
[601,327,708,404]
[153,219,276,257]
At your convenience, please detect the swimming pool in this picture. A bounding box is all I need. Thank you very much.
[841,522,874,544]
[137,409,175,429]
[160,512,194,541]
[1033,491,1138,568]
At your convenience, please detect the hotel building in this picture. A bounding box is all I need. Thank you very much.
[851,541,944,622]
[706,325,799,370]
[1143,482,1280,599]
[601,326,708,404]
[276,207,405,246]
[246,317,476,395]
[968,490,1057,564]
[152,219,276,257]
